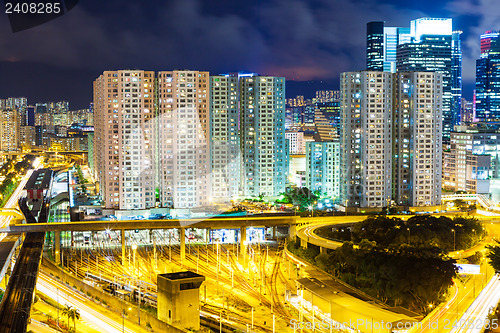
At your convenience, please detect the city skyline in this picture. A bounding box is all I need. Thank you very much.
[0,0,497,108]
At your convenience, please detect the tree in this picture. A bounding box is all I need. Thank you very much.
[68,307,80,332]
[62,305,80,332]
[282,187,318,210]
[487,240,500,272]
[453,199,468,212]
[467,251,482,265]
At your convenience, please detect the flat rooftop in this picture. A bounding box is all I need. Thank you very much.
[160,271,204,281]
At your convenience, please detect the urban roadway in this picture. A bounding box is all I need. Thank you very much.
[296,216,500,333]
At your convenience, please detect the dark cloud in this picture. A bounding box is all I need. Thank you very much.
[0,0,491,105]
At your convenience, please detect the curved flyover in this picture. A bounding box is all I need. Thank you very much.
[295,216,366,250]
[295,214,500,252]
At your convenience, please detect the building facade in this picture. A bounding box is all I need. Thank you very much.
[443,127,494,194]
[93,70,156,210]
[367,18,462,140]
[340,71,394,208]
[341,71,443,209]
[209,74,240,203]
[306,140,340,198]
[157,70,210,209]
[393,72,443,206]
[240,75,288,197]
[285,131,305,155]
[0,108,20,151]
[475,31,500,121]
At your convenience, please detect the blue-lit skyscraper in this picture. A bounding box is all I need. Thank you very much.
[475,31,500,121]
[366,18,462,140]
[366,22,384,71]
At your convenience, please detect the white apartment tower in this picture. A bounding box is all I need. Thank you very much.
[285,131,305,155]
[393,72,442,206]
[340,71,393,208]
[340,71,443,209]
[306,140,340,198]
[157,70,210,208]
[93,70,156,209]
[210,75,240,202]
[240,75,288,197]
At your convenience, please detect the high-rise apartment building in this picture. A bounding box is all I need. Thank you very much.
[475,31,500,121]
[366,18,461,140]
[157,70,210,209]
[240,75,288,197]
[209,75,240,202]
[94,70,287,209]
[19,126,36,150]
[393,72,443,206]
[0,108,20,151]
[340,71,442,209]
[93,70,156,210]
[340,71,394,208]
[306,140,340,198]
[443,126,497,194]
[285,131,305,155]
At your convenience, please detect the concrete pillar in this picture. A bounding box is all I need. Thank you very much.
[320,246,326,254]
[180,228,186,261]
[240,227,247,262]
[55,231,61,265]
[121,229,126,265]
[300,237,308,249]
[289,225,296,239]
[272,226,277,239]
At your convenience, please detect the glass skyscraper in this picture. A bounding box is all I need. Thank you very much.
[475,31,500,121]
[366,18,462,140]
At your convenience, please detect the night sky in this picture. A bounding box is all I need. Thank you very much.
[0,0,496,109]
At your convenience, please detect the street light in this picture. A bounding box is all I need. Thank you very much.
[407,228,410,245]
[122,307,132,333]
[452,229,456,252]
[132,244,137,276]
[308,205,313,217]
[345,199,349,216]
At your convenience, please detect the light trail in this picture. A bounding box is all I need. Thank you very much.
[37,272,136,333]
[0,169,34,241]
[450,274,500,333]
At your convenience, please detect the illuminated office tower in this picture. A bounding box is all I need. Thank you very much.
[366,22,385,71]
[306,140,340,198]
[461,98,474,123]
[93,70,156,209]
[367,22,411,72]
[393,72,442,207]
[240,75,288,197]
[0,108,20,151]
[367,18,461,140]
[475,31,500,121]
[396,18,461,140]
[157,70,210,208]
[209,74,240,202]
[340,71,394,208]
